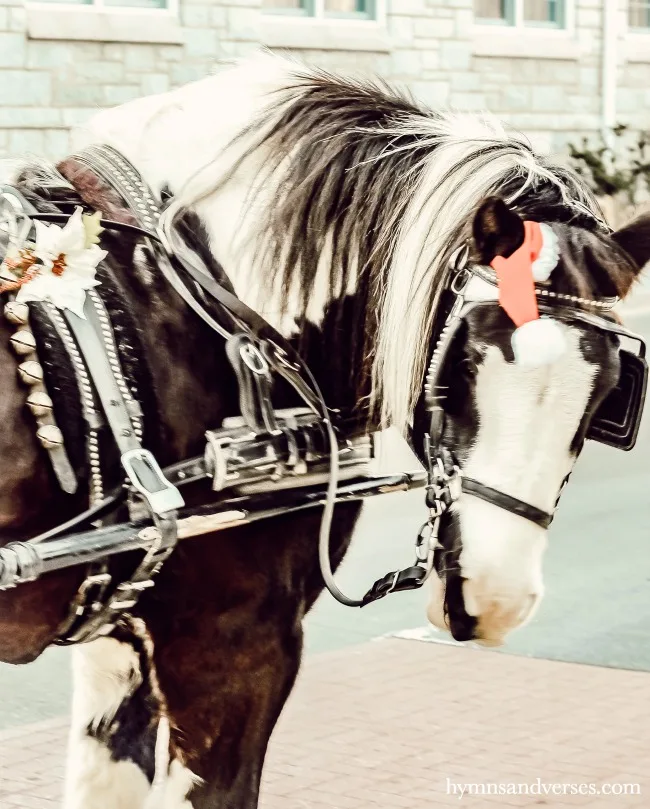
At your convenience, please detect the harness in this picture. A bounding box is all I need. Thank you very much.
[0,147,647,640]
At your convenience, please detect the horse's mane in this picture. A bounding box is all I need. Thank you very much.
[167,56,617,432]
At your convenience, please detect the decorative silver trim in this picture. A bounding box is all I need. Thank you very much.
[1,283,78,494]
[470,264,618,310]
[46,304,103,502]
[88,289,143,442]
[121,448,184,516]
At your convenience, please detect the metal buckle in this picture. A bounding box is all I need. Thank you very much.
[204,430,261,491]
[121,448,184,516]
[240,342,269,375]
[72,571,112,617]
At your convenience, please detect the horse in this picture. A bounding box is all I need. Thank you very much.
[0,53,649,809]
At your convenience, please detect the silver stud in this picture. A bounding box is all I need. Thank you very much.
[18,360,43,385]
[36,424,64,450]
[4,301,29,325]
[26,390,53,417]
[10,330,36,356]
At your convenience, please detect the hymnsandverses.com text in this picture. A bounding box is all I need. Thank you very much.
[446,778,640,800]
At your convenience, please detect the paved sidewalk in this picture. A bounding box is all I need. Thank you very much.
[1,637,649,807]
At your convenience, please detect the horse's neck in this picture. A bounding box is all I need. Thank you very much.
[73,71,373,416]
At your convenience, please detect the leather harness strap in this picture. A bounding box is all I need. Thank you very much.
[461,478,553,530]
[1,143,646,625]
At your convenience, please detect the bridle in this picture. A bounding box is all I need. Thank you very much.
[408,247,647,583]
[0,146,646,641]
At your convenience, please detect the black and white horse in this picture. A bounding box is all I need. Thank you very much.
[1,54,649,808]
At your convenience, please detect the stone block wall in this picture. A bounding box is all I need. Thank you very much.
[0,0,648,160]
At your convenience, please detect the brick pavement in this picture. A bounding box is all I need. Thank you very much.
[1,637,649,808]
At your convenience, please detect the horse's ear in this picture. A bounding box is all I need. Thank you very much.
[472,196,525,265]
[611,212,650,273]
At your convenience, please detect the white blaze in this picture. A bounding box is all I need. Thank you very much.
[428,327,596,645]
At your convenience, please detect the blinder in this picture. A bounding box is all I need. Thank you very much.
[587,344,648,451]
[528,301,647,452]
[425,299,648,451]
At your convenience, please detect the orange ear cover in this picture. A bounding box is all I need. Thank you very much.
[490,220,543,328]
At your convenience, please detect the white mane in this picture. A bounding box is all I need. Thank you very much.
[375,113,599,432]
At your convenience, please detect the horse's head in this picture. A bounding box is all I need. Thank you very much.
[423,197,650,646]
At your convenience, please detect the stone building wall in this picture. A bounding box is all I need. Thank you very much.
[0,0,648,160]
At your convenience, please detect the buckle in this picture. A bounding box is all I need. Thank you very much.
[121,448,184,516]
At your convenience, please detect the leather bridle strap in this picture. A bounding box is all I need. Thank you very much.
[156,229,327,417]
[30,212,158,243]
[461,477,553,530]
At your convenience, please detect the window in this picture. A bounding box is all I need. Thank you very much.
[630,0,650,29]
[260,0,387,51]
[35,0,168,6]
[263,0,374,19]
[26,0,180,44]
[475,0,565,28]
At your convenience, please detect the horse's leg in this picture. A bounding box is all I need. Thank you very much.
[63,638,152,809]
[64,626,200,809]
[64,504,360,809]
[141,504,362,809]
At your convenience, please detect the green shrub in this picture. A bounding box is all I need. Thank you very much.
[567,124,650,204]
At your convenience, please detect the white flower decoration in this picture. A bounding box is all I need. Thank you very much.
[15,207,106,318]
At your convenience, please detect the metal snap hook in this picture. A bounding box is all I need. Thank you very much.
[451,267,471,295]
[449,243,470,273]
[240,342,269,375]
